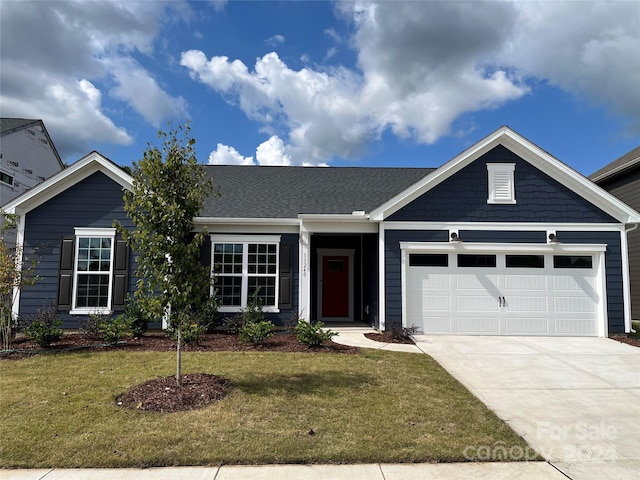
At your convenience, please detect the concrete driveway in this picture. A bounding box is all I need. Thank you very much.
[412,336,640,480]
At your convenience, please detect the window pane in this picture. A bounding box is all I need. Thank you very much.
[409,254,448,267]
[457,254,497,267]
[553,255,593,269]
[76,273,109,307]
[214,243,243,275]
[248,277,276,306]
[248,243,277,277]
[216,276,242,306]
[506,255,544,268]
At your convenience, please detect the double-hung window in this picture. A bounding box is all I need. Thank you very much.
[211,235,280,312]
[70,228,116,314]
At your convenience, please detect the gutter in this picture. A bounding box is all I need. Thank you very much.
[625,223,639,333]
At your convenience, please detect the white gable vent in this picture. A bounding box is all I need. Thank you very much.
[487,163,516,204]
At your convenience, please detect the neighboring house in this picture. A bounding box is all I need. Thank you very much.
[1,118,64,205]
[4,127,640,337]
[590,146,640,323]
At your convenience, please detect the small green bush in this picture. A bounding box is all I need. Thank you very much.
[197,294,221,333]
[122,295,149,337]
[223,312,244,334]
[24,306,63,348]
[294,320,337,347]
[98,315,133,345]
[239,320,274,344]
[167,319,205,345]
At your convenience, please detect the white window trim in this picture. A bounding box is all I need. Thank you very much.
[210,235,281,313]
[487,163,516,204]
[69,228,116,315]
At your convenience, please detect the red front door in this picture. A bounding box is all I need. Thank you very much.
[322,256,349,317]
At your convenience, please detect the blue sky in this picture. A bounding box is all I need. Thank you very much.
[1,1,639,175]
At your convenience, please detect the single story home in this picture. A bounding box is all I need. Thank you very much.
[5,126,640,337]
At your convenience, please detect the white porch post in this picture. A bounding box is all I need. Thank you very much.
[298,221,311,321]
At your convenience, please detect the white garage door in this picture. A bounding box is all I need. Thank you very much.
[405,251,603,336]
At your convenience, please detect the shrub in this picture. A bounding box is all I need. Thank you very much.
[122,295,149,337]
[79,314,101,338]
[24,306,63,348]
[97,314,133,345]
[197,294,221,333]
[239,320,274,344]
[389,323,421,341]
[223,312,245,334]
[167,318,205,345]
[236,290,274,344]
[294,320,337,348]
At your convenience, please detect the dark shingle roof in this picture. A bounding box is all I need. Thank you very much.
[590,146,640,183]
[201,165,435,218]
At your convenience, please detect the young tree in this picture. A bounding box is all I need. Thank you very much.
[116,124,213,387]
[0,212,39,351]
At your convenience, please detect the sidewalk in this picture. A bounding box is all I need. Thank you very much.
[1,462,566,480]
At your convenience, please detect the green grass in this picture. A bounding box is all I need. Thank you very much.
[0,349,536,467]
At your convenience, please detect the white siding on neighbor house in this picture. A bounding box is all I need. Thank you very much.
[1,123,62,205]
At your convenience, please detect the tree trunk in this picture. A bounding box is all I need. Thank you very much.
[176,322,182,387]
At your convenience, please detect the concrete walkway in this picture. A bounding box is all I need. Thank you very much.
[0,463,566,480]
[4,329,637,480]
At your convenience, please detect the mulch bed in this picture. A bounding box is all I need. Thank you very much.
[611,335,640,347]
[364,332,415,345]
[116,373,232,413]
[2,331,360,359]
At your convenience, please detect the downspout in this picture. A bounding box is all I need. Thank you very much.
[625,223,639,333]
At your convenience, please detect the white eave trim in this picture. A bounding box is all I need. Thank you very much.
[195,217,301,226]
[298,213,371,222]
[369,126,640,224]
[400,242,608,253]
[2,151,132,215]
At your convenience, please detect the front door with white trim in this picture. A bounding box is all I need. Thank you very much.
[317,249,354,321]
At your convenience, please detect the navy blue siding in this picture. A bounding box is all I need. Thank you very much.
[459,230,546,243]
[384,230,448,329]
[388,145,617,223]
[556,231,625,334]
[20,172,137,328]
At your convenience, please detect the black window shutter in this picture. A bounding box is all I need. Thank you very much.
[57,237,75,311]
[112,237,129,311]
[279,243,292,309]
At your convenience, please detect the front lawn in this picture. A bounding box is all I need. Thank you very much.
[0,349,536,467]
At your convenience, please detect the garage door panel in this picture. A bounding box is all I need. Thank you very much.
[506,317,550,334]
[459,316,500,334]
[504,275,547,291]
[506,296,548,312]
[555,319,597,335]
[456,274,498,290]
[554,297,597,313]
[457,295,498,312]
[421,317,453,333]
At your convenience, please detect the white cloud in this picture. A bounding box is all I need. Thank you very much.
[182,0,639,165]
[256,136,292,166]
[266,34,285,47]
[209,143,255,165]
[0,0,191,159]
[504,1,640,131]
[109,58,189,128]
